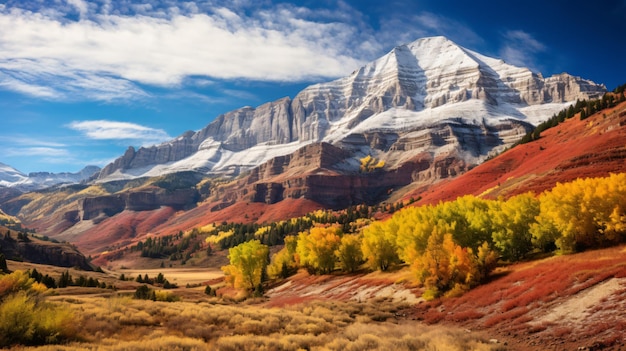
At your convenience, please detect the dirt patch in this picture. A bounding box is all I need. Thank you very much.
[266,270,422,306]
[537,278,626,325]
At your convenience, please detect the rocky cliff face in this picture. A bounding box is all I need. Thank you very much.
[96,36,605,181]
[3,36,609,250]
[208,140,471,209]
[80,188,199,221]
[0,235,93,270]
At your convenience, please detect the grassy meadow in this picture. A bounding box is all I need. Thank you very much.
[2,261,504,351]
[15,294,503,351]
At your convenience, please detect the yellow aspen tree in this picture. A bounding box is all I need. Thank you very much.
[361,221,399,271]
[491,193,539,261]
[336,234,363,273]
[267,235,298,279]
[221,240,269,290]
[296,226,341,274]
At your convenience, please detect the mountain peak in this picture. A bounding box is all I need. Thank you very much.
[96,36,606,181]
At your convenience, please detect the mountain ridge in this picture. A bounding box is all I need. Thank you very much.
[97,36,605,181]
[0,163,101,191]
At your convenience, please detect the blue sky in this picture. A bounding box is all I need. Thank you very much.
[1,0,624,174]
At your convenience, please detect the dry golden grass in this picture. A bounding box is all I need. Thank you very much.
[118,268,223,286]
[3,260,502,350]
[10,293,503,351]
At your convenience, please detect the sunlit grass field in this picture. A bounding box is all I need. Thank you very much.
[18,294,502,351]
[3,261,502,351]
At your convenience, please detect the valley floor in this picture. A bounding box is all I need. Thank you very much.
[5,245,626,350]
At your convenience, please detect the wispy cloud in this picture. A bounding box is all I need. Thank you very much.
[0,1,492,104]
[0,1,369,102]
[5,147,70,157]
[0,136,66,148]
[378,11,483,50]
[499,30,546,71]
[67,120,171,146]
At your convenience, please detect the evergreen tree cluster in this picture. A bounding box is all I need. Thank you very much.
[135,272,177,289]
[27,269,57,288]
[27,269,112,289]
[133,284,180,302]
[518,88,626,145]
[131,231,200,262]
[134,285,155,300]
[613,83,626,95]
[212,204,403,250]
[16,232,30,242]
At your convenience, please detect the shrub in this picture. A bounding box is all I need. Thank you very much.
[134,285,155,300]
[0,270,46,299]
[204,285,216,296]
[0,291,75,347]
[155,290,181,302]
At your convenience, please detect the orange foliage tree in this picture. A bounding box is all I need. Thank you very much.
[412,231,497,300]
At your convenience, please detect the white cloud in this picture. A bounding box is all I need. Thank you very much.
[67,120,171,145]
[0,2,369,101]
[0,1,492,103]
[499,30,546,70]
[67,0,89,18]
[0,74,62,99]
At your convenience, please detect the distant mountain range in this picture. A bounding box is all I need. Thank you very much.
[0,163,100,191]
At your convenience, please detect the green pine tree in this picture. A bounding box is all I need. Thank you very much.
[0,253,8,272]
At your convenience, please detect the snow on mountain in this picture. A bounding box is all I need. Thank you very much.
[97,36,606,182]
[0,164,101,190]
[0,162,28,187]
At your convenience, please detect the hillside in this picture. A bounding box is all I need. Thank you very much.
[0,226,94,270]
[405,94,626,205]
[4,243,625,350]
[413,245,626,351]
[263,245,626,351]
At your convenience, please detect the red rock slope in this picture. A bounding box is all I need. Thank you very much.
[407,97,626,205]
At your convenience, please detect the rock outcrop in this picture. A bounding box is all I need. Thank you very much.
[79,188,199,221]
[208,141,470,209]
[0,235,93,270]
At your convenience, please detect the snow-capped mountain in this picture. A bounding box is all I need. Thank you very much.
[98,36,605,181]
[0,163,101,191]
[0,163,28,187]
